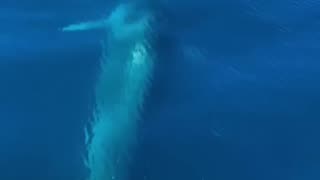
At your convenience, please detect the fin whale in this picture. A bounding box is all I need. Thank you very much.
[62,2,155,180]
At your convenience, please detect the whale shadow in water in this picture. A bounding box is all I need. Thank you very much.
[124,1,294,180]
[158,0,291,58]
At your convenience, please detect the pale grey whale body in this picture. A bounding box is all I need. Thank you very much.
[63,2,155,180]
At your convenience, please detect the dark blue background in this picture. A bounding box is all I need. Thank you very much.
[1,0,320,179]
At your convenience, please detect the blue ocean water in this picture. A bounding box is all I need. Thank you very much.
[1,0,320,180]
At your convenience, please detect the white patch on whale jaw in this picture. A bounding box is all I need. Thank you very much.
[132,43,147,65]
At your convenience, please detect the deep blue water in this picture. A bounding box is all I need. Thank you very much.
[1,0,320,179]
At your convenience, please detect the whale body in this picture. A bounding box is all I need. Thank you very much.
[63,2,156,180]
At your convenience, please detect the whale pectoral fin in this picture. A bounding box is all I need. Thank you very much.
[61,19,107,32]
